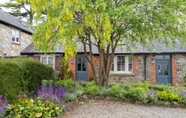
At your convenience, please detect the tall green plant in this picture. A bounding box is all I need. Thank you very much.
[60,57,72,80]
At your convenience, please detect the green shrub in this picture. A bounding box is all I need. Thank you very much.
[0,58,55,101]
[81,81,99,96]
[139,89,158,103]
[157,90,182,103]
[0,60,22,101]
[99,87,110,97]
[84,85,100,96]
[75,89,84,97]
[64,92,77,102]
[55,79,75,91]
[7,98,62,118]
[109,83,127,98]
[128,87,146,100]
[149,84,172,91]
[18,58,55,92]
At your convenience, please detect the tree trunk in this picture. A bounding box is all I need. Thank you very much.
[96,49,110,87]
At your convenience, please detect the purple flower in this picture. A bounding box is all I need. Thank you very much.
[0,94,9,115]
[36,85,67,104]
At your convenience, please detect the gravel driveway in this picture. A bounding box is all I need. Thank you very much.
[62,100,186,118]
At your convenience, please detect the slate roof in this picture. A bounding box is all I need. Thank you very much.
[21,41,186,55]
[0,8,33,34]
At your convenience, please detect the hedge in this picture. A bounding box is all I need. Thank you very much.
[0,58,55,101]
[0,60,22,101]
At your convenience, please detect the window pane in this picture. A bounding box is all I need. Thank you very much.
[163,55,170,59]
[156,55,170,59]
[41,57,47,64]
[12,30,15,41]
[156,55,163,59]
[16,37,19,42]
[12,38,15,42]
[164,61,168,75]
[117,56,125,71]
[77,58,81,71]
[48,57,53,67]
[16,31,19,42]
[82,58,86,71]
[157,61,163,75]
[128,57,132,71]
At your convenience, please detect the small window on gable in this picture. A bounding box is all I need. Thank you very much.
[12,29,19,43]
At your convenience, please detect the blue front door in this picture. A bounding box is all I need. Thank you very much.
[156,55,171,85]
[76,56,88,81]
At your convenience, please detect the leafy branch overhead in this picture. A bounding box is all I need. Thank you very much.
[30,0,186,86]
[0,0,47,25]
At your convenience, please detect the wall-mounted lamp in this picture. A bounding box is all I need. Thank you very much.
[151,58,155,64]
[70,59,74,64]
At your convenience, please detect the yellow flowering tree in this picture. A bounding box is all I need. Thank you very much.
[30,0,186,86]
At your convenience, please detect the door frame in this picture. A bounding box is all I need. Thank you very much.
[76,56,88,81]
[156,55,172,85]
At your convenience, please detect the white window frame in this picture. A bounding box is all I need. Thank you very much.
[40,55,55,69]
[110,55,133,74]
[12,29,20,43]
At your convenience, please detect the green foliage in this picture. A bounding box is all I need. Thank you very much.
[149,84,172,91]
[75,89,84,97]
[99,87,110,97]
[7,98,62,118]
[0,59,22,101]
[84,86,100,96]
[128,87,146,100]
[17,58,55,92]
[0,58,55,101]
[64,92,77,102]
[31,0,186,56]
[109,83,127,98]
[31,0,186,86]
[55,79,75,91]
[60,57,72,80]
[157,91,182,103]
[0,0,35,25]
[83,81,100,96]
[139,89,158,104]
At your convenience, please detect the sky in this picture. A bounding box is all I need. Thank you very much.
[0,0,10,11]
[0,0,9,4]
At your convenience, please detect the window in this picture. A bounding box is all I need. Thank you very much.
[12,29,20,43]
[40,56,54,69]
[111,55,132,73]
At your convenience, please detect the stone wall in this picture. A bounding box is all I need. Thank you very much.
[109,55,144,83]
[109,54,186,85]
[109,55,157,84]
[0,23,32,56]
[64,54,186,85]
[175,54,186,85]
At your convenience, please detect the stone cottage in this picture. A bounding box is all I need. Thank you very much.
[21,41,186,86]
[0,8,32,56]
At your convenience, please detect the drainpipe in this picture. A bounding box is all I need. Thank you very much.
[144,55,147,80]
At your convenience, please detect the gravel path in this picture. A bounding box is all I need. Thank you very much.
[62,101,186,118]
